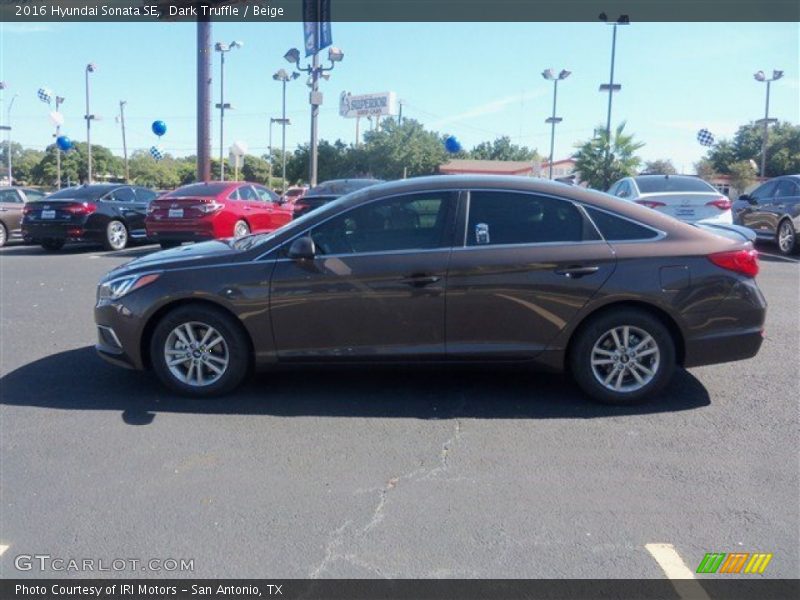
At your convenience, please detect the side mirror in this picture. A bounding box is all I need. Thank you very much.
[739,193,755,205]
[287,236,316,260]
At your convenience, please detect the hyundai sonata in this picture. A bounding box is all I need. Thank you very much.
[95,175,766,404]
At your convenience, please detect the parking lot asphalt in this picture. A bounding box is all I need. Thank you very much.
[0,241,798,580]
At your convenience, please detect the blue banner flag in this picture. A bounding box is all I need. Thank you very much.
[302,0,332,57]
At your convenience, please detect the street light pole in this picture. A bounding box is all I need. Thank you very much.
[598,14,628,189]
[5,93,17,186]
[85,63,96,184]
[54,95,64,189]
[284,46,344,187]
[542,69,571,180]
[119,101,129,183]
[273,68,298,193]
[754,69,783,178]
[215,40,243,181]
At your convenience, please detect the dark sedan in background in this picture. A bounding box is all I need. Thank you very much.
[94,175,766,405]
[734,174,800,255]
[22,184,158,251]
[0,186,48,247]
[291,178,383,218]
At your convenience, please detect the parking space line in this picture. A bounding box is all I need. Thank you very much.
[758,252,799,263]
[0,544,9,557]
[645,543,711,600]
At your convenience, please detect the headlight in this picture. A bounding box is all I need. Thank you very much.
[98,272,161,301]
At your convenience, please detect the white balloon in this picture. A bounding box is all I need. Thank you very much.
[230,141,248,157]
[49,111,65,127]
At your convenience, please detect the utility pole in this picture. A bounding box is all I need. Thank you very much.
[85,63,97,184]
[197,20,212,182]
[119,101,129,182]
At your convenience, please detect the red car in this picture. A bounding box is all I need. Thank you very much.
[145,181,293,248]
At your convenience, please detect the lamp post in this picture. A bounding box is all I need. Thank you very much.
[598,14,629,141]
[85,63,97,184]
[54,95,65,189]
[268,117,290,192]
[753,69,783,179]
[273,68,299,194]
[2,89,17,186]
[284,45,344,187]
[214,40,243,181]
[119,100,129,183]
[542,69,571,180]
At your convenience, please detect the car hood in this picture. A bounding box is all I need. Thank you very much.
[103,240,240,280]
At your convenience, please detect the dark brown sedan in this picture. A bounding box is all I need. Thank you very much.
[0,186,47,247]
[94,175,766,404]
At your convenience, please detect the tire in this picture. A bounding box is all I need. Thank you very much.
[0,223,7,248]
[103,219,129,251]
[233,220,250,239]
[160,241,180,250]
[41,239,65,252]
[569,308,676,405]
[150,304,250,397]
[776,219,798,256]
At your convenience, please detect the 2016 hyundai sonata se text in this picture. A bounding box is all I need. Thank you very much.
[94,175,766,404]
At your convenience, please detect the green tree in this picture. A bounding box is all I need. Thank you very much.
[728,160,757,194]
[573,122,645,190]
[241,154,271,184]
[469,136,538,162]
[706,121,800,177]
[357,118,449,179]
[694,158,717,182]
[642,159,677,175]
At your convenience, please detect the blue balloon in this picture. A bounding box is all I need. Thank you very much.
[444,135,462,154]
[56,135,72,151]
[151,120,167,137]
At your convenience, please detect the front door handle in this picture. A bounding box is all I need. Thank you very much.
[401,274,441,287]
[554,265,600,279]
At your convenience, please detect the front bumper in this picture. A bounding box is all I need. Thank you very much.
[94,302,146,370]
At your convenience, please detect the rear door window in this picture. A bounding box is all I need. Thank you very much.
[775,180,800,199]
[0,189,21,203]
[467,191,597,246]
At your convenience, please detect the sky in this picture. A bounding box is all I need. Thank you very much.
[0,21,798,173]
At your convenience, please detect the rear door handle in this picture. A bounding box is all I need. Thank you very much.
[554,265,600,279]
[401,274,441,287]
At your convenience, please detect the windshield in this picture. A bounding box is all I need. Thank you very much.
[635,177,716,194]
[167,183,230,197]
[46,186,116,200]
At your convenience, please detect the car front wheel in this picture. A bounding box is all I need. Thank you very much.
[570,309,676,404]
[150,305,250,397]
[777,219,798,256]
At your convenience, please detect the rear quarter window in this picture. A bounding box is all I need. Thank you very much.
[584,206,660,241]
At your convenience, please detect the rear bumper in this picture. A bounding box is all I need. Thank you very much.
[145,219,216,242]
[683,327,764,367]
[22,222,97,242]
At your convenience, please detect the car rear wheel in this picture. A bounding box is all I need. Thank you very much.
[570,309,676,404]
[0,223,7,248]
[41,239,65,252]
[776,219,798,256]
[233,220,250,239]
[104,219,129,251]
[150,305,250,397]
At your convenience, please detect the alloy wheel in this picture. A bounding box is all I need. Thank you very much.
[778,221,794,254]
[107,221,128,250]
[163,321,230,387]
[0,224,7,247]
[234,220,250,239]
[590,325,661,393]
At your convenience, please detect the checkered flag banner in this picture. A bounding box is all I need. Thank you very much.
[149,145,164,161]
[697,128,715,147]
[37,87,53,104]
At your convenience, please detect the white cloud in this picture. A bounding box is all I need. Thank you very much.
[430,90,547,128]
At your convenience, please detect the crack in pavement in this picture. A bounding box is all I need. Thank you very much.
[309,412,467,578]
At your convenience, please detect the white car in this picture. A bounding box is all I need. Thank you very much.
[608,175,733,224]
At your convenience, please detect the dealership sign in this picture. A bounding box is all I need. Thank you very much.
[339,92,398,118]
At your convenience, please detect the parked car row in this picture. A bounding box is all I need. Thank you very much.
[607,173,800,255]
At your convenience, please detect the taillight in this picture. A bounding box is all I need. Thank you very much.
[706,197,732,211]
[23,205,34,215]
[635,200,667,209]
[193,201,224,214]
[708,249,759,277]
[65,202,97,215]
